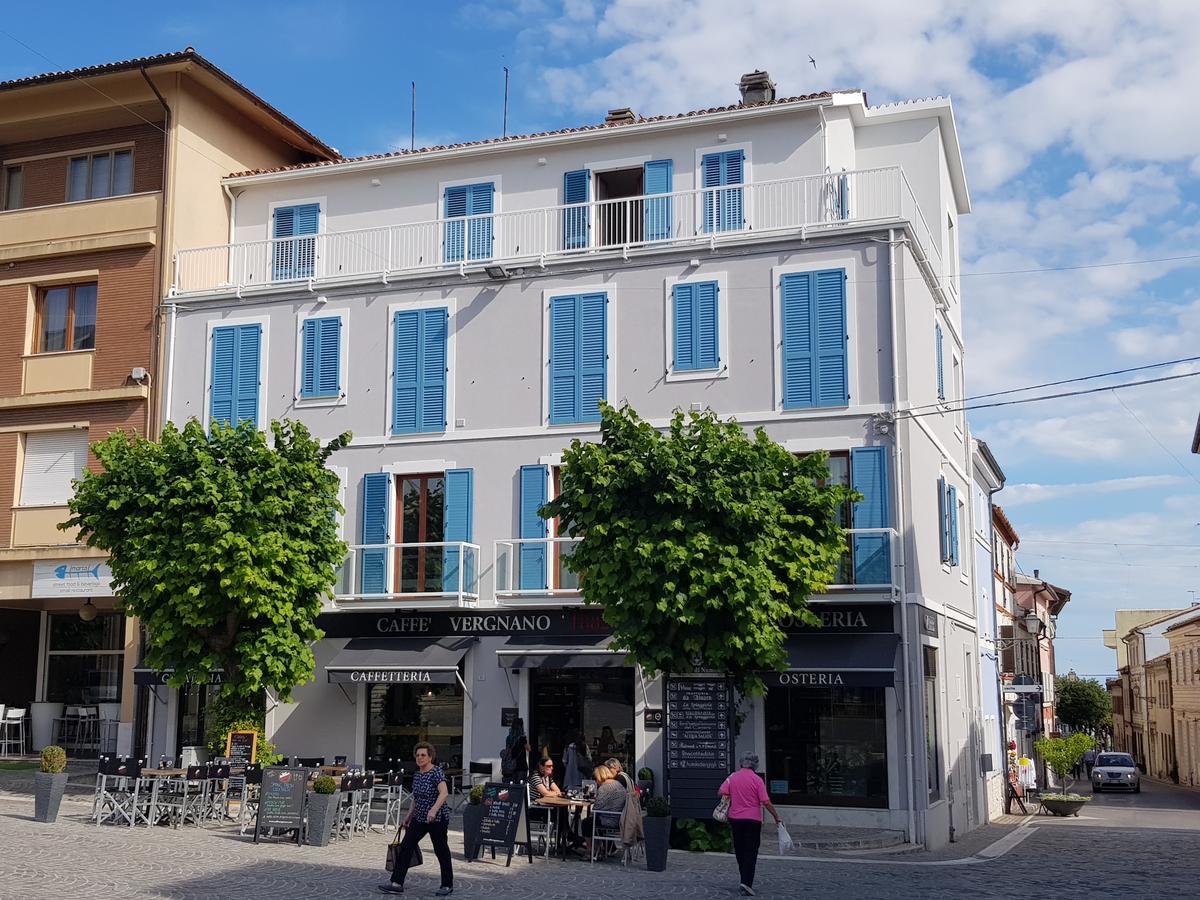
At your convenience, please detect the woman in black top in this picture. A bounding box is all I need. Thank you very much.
[379,742,453,896]
[502,718,531,782]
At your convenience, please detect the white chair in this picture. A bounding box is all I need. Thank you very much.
[588,807,626,863]
[525,782,557,858]
[1,708,27,757]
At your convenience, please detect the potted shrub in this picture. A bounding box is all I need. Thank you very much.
[637,766,655,797]
[462,783,486,861]
[34,745,69,824]
[1035,733,1095,817]
[643,795,671,871]
[305,775,340,846]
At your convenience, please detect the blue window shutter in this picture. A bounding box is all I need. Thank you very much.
[672,283,695,370]
[392,310,420,433]
[549,296,579,424]
[701,153,722,232]
[935,323,945,401]
[210,324,260,428]
[317,316,341,396]
[234,324,261,428]
[444,186,468,262]
[300,319,318,397]
[442,468,474,593]
[948,484,960,566]
[578,293,607,422]
[273,206,295,239]
[721,149,745,231]
[563,170,590,249]
[851,446,891,586]
[695,280,719,369]
[814,269,848,406]
[210,327,236,426]
[937,476,949,563]
[359,472,391,594]
[467,183,494,261]
[519,464,549,590]
[643,159,673,241]
[781,273,813,408]
[273,203,319,280]
[419,308,448,431]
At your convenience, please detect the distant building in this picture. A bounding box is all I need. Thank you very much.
[970,440,1005,818]
[1164,610,1200,786]
[1145,652,1175,781]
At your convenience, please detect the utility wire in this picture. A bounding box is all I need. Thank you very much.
[1111,390,1200,489]
[1020,539,1200,549]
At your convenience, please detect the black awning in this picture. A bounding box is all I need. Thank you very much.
[133,667,224,686]
[763,632,899,688]
[495,634,626,670]
[325,636,474,684]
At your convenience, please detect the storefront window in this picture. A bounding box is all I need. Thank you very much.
[764,685,888,808]
[177,684,218,751]
[530,668,635,781]
[45,612,124,704]
[367,681,463,771]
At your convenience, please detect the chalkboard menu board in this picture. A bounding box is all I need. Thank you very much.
[472,782,531,866]
[666,677,733,818]
[254,767,307,843]
[225,730,258,766]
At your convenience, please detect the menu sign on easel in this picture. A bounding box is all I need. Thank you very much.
[225,730,258,766]
[665,677,733,818]
[471,782,532,867]
[254,767,307,844]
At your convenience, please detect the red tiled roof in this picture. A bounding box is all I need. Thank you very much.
[0,48,337,159]
[226,91,839,179]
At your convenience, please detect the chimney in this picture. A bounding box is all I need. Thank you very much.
[604,107,637,125]
[738,70,776,105]
[1033,569,1040,579]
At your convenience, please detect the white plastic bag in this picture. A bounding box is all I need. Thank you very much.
[777,822,794,854]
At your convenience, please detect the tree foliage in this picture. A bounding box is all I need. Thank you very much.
[1055,676,1113,733]
[1035,732,1095,792]
[541,403,854,696]
[63,419,350,725]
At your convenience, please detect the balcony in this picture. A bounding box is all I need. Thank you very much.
[494,537,582,604]
[331,541,480,609]
[0,192,159,263]
[173,166,943,296]
[826,528,898,592]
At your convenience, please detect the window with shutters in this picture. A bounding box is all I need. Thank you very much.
[297,311,346,402]
[390,304,452,435]
[668,278,725,378]
[698,147,746,233]
[546,290,609,425]
[935,322,945,401]
[208,321,263,430]
[937,476,959,567]
[778,268,849,410]
[271,202,321,281]
[66,149,133,202]
[443,181,495,263]
[20,430,89,506]
[800,448,891,588]
[35,283,97,353]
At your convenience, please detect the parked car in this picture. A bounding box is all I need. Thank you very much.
[1091,753,1141,793]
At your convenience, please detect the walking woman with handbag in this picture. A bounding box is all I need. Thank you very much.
[379,742,453,896]
[717,753,782,897]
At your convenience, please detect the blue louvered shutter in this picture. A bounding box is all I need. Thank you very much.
[781,274,813,408]
[579,293,607,422]
[643,159,673,241]
[672,283,695,371]
[300,319,318,397]
[359,472,391,594]
[392,311,420,432]
[467,183,494,261]
[702,151,744,233]
[420,308,448,430]
[210,324,260,429]
[948,484,960,566]
[851,446,891,586]
[563,170,590,249]
[695,280,719,369]
[814,269,848,406]
[444,186,468,262]
[549,296,578,424]
[519,464,549,590]
[443,468,474,593]
[234,324,261,427]
[210,327,235,426]
[392,309,447,433]
[935,323,945,401]
[273,203,319,280]
[301,317,341,398]
[937,476,950,563]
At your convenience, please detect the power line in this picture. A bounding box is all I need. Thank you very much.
[1020,539,1200,549]
[955,253,1200,280]
[1111,390,1200,489]
[1020,552,1200,569]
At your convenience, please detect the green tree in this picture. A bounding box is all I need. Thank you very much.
[63,419,350,752]
[1055,676,1113,734]
[1035,732,1095,794]
[541,403,854,696]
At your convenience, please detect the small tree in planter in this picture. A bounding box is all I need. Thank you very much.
[1035,732,1095,816]
[463,783,486,861]
[643,795,672,871]
[34,745,68,824]
[305,775,340,846]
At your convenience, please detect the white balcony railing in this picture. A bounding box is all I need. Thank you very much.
[173,166,939,295]
[332,541,480,608]
[826,528,899,592]
[494,537,582,602]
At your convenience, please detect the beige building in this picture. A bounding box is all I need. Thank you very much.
[1145,653,1175,781]
[1104,609,1182,670]
[1166,611,1200,787]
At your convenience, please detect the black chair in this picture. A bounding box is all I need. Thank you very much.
[468,760,493,788]
[297,756,325,768]
[334,755,348,766]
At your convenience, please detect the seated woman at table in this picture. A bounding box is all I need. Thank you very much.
[581,764,626,854]
[528,757,564,799]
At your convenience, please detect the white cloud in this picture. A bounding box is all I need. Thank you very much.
[1002,474,1185,507]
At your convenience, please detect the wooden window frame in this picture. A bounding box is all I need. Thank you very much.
[35,283,98,354]
[394,473,445,594]
[66,149,134,202]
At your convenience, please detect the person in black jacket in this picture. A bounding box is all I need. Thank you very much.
[501,718,530,782]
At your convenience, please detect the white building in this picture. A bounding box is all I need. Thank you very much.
[971,439,1005,818]
[160,72,981,848]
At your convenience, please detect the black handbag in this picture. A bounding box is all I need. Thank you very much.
[385,824,425,872]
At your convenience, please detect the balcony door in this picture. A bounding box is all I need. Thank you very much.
[397,474,444,594]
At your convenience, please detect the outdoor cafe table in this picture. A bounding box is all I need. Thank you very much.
[319,765,348,776]
[532,796,593,860]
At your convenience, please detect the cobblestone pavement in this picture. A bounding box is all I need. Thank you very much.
[1,788,1198,900]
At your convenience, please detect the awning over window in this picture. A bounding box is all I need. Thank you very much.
[763,632,899,688]
[495,634,626,670]
[325,636,475,684]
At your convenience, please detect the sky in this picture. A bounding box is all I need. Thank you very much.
[3,1,1199,681]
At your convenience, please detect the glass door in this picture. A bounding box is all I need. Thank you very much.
[397,474,444,594]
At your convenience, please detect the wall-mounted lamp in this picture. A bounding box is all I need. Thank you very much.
[79,598,98,622]
[485,264,511,280]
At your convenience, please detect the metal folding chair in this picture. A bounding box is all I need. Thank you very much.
[237,765,263,835]
[526,782,556,858]
[95,757,146,827]
[383,770,408,831]
[589,808,626,863]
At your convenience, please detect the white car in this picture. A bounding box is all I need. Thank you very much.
[1091,752,1141,793]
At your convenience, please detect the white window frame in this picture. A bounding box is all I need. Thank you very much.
[770,260,857,413]
[203,314,271,432]
[663,271,730,382]
[385,298,457,440]
[18,428,89,507]
[693,141,753,229]
[331,465,349,539]
[541,285,617,428]
[293,306,349,407]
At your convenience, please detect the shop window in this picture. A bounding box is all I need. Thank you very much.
[764,684,888,809]
[529,667,634,783]
[44,611,124,704]
[366,681,464,772]
[924,645,940,801]
[36,283,97,353]
[176,684,218,752]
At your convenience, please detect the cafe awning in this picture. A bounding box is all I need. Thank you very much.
[763,632,899,687]
[495,635,626,669]
[325,636,475,684]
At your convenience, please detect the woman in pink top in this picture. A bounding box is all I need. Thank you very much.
[718,753,782,896]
